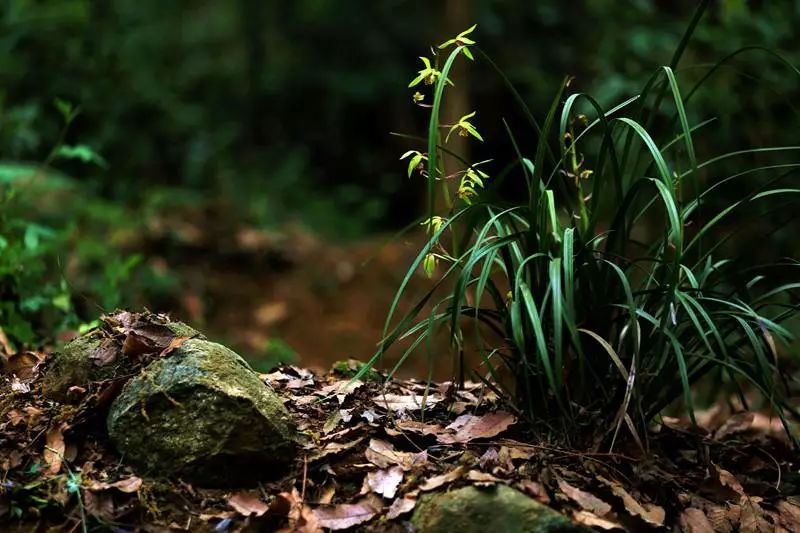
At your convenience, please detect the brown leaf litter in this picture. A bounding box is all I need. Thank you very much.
[1,311,799,531]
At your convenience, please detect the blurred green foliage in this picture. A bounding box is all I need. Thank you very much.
[1,1,796,232]
[0,0,797,347]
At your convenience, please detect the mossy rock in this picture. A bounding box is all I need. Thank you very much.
[43,320,203,401]
[43,330,124,401]
[411,485,587,533]
[107,338,295,487]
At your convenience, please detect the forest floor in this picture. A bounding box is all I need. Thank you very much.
[2,335,800,532]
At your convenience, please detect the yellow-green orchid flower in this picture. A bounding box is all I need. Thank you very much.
[446,111,484,143]
[438,24,477,60]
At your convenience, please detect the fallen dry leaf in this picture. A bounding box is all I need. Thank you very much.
[6,405,42,426]
[466,470,503,485]
[365,439,425,471]
[89,476,143,493]
[372,393,441,412]
[517,479,550,504]
[714,412,754,440]
[680,508,715,533]
[44,423,67,475]
[599,476,664,527]
[6,409,24,426]
[573,510,624,530]
[318,380,362,404]
[558,478,612,516]
[262,370,293,383]
[749,412,786,437]
[394,420,445,436]
[419,466,466,492]
[367,466,404,499]
[311,437,365,461]
[228,491,269,517]
[273,488,323,533]
[121,332,156,357]
[437,411,516,444]
[3,350,46,379]
[776,500,800,531]
[313,497,380,530]
[316,482,337,505]
[159,335,190,357]
[704,502,739,532]
[112,476,143,493]
[89,340,118,366]
[199,511,236,526]
[387,495,417,519]
[739,495,770,533]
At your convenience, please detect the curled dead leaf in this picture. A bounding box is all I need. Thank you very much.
[272,488,322,533]
[558,478,612,516]
[598,476,664,527]
[3,350,46,379]
[573,510,624,531]
[365,439,426,471]
[466,470,503,485]
[776,500,800,531]
[311,436,365,461]
[517,479,550,505]
[387,495,417,519]
[88,476,143,493]
[159,335,190,357]
[228,491,269,517]
[318,380,361,404]
[394,420,445,436]
[714,412,754,440]
[419,466,466,492]
[313,497,380,530]
[679,508,715,533]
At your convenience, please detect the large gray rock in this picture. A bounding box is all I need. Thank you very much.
[411,485,586,533]
[107,338,295,486]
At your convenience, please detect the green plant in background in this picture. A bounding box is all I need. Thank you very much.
[369,3,800,448]
[0,100,136,349]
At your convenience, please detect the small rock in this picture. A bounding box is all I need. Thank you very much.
[107,338,295,486]
[411,485,587,533]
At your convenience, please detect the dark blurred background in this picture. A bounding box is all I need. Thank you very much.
[1,0,798,372]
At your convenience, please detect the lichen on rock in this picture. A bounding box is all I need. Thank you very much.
[107,338,295,487]
[411,485,587,533]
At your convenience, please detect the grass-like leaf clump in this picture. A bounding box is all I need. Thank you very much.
[367,4,800,448]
